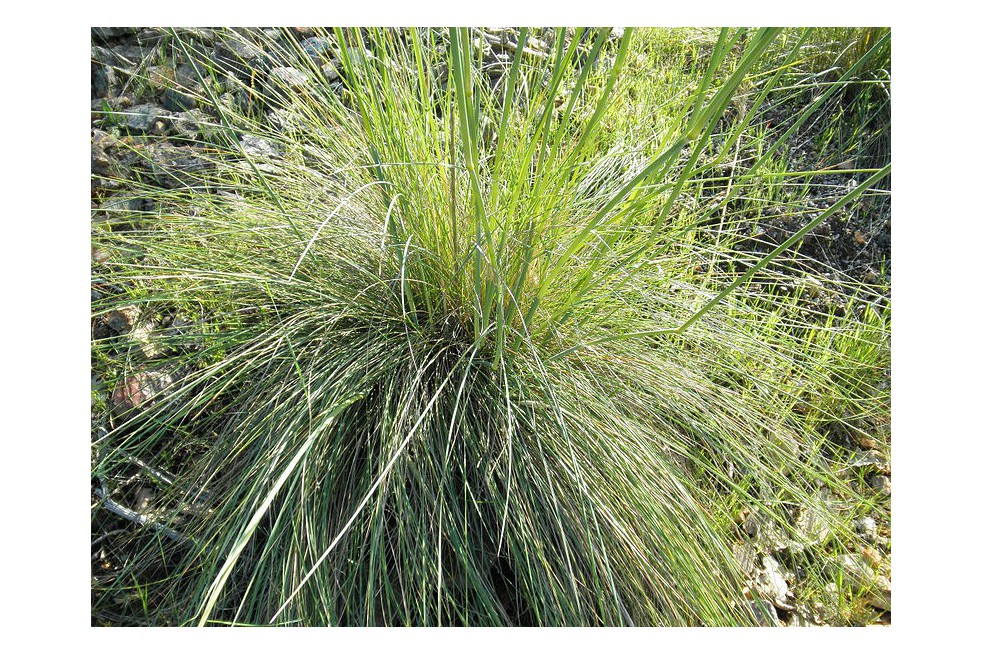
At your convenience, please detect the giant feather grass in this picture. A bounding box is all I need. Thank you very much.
[91,27,890,626]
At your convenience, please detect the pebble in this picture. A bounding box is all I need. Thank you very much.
[99,193,144,218]
[743,509,791,554]
[319,61,342,82]
[134,487,154,511]
[855,516,878,541]
[837,553,881,591]
[216,36,266,63]
[344,48,375,70]
[123,103,166,133]
[92,27,140,42]
[163,88,198,112]
[301,36,334,64]
[860,546,882,569]
[847,450,890,474]
[870,475,891,496]
[214,36,269,82]
[270,66,310,90]
[92,62,118,99]
[170,109,212,140]
[748,600,780,626]
[802,276,824,298]
[147,144,214,188]
[146,65,177,92]
[105,306,141,334]
[130,322,162,359]
[240,135,284,159]
[868,580,891,611]
[787,610,821,627]
[756,555,793,610]
[110,370,176,418]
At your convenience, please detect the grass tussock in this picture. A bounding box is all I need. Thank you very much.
[92,27,890,626]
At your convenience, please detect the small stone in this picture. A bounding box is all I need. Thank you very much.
[99,193,144,217]
[321,60,342,82]
[162,88,198,112]
[214,36,269,82]
[92,317,112,340]
[301,36,334,64]
[134,487,154,512]
[147,65,177,92]
[852,431,878,449]
[847,450,890,474]
[130,322,162,359]
[860,546,882,569]
[756,555,793,610]
[838,553,878,592]
[787,611,821,627]
[123,104,166,133]
[92,27,140,42]
[810,599,837,625]
[170,109,212,140]
[92,146,113,175]
[270,66,309,90]
[236,159,279,174]
[802,276,824,299]
[171,28,216,44]
[109,45,155,69]
[147,144,213,188]
[291,27,318,39]
[105,306,141,334]
[216,37,267,64]
[869,577,891,611]
[870,475,891,496]
[266,108,301,134]
[344,48,374,70]
[91,129,125,179]
[111,370,176,418]
[743,509,791,554]
[92,62,118,99]
[748,600,780,626]
[240,135,284,159]
[855,516,878,541]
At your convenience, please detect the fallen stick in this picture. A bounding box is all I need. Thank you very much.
[93,483,191,545]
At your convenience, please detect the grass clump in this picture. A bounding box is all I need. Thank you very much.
[91,27,890,626]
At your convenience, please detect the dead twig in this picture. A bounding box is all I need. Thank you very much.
[93,482,191,545]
